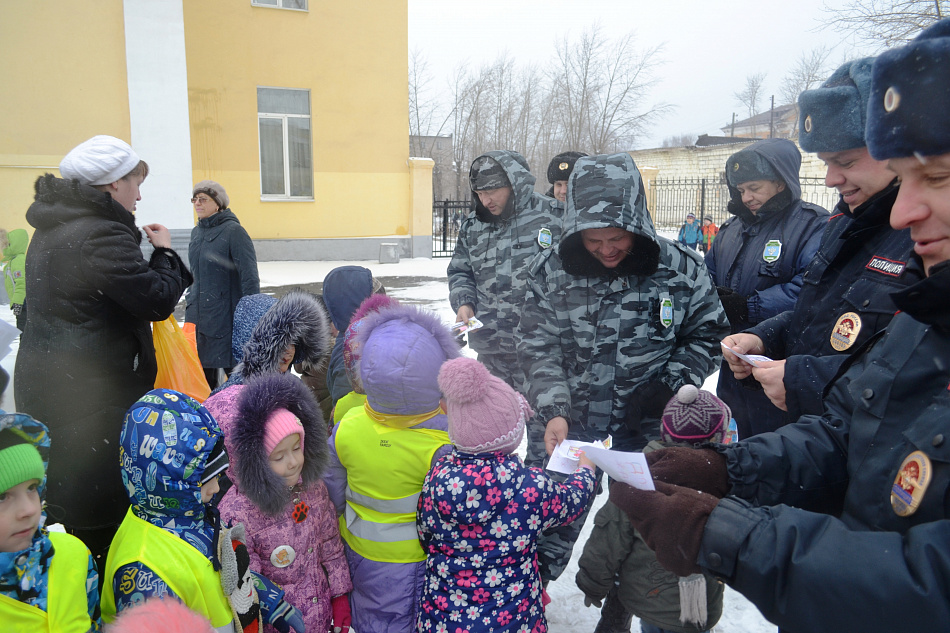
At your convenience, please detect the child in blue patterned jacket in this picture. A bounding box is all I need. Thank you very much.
[416,357,596,633]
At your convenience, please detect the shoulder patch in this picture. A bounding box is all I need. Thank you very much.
[865,256,906,277]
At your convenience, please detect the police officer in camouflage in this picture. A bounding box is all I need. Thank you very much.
[517,153,728,629]
[448,150,560,388]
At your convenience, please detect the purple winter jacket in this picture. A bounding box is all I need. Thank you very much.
[205,374,352,633]
[323,303,461,633]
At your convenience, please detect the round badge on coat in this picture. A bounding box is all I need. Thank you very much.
[830,312,862,351]
[270,545,296,568]
[891,450,931,517]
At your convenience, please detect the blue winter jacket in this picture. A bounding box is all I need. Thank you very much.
[706,138,828,438]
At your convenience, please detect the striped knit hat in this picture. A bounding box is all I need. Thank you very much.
[660,385,730,445]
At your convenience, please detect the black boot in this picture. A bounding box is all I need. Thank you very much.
[593,586,633,633]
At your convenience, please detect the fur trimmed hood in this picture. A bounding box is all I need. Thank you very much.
[231,373,329,516]
[355,303,461,415]
[238,291,331,380]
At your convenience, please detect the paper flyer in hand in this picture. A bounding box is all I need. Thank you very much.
[452,316,484,336]
[546,436,611,474]
[582,447,655,491]
[721,343,772,367]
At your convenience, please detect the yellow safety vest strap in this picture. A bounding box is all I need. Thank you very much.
[345,487,420,514]
[344,504,418,543]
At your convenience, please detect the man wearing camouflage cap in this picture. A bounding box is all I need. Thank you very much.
[516,153,727,618]
[448,150,559,388]
[722,58,920,431]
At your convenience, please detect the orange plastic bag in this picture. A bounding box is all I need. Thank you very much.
[153,316,211,402]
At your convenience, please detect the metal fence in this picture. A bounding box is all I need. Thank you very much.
[432,199,470,257]
[649,175,840,232]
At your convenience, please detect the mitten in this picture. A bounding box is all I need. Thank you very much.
[251,570,304,633]
[646,447,730,498]
[583,594,603,608]
[10,303,22,316]
[217,524,263,632]
[716,287,748,326]
[609,480,719,577]
[331,594,352,633]
[625,380,674,431]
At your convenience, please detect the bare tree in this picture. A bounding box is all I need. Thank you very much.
[734,72,767,136]
[409,48,452,155]
[780,46,834,105]
[822,0,947,47]
[661,134,697,148]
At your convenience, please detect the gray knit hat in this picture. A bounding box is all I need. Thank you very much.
[798,58,875,153]
[660,385,730,445]
[193,180,230,209]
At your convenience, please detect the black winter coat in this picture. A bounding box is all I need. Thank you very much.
[700,259,950,632]
[15,175,193,532]
[746,183,921,428]
[185,209,259,368]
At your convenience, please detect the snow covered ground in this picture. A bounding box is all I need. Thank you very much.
[0,250,777,633]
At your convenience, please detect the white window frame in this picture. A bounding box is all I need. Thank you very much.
[251,0,308,11]
[257,88,313,201]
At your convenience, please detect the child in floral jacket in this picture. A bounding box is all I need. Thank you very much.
[417,357,596,633]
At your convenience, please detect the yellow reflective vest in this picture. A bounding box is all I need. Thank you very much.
[334,404,449,563]
[0,531,92,632]
[101,508,233,628]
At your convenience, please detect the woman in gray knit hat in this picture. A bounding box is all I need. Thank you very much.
[185,180,260,389]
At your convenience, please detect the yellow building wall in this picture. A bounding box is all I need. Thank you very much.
[183,1,411,240]
[0,2,131,232]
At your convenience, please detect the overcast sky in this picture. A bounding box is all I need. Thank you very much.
[408,0,874,149]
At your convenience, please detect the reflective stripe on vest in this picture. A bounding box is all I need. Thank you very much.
[0,532,91,632]
[101,508,233,628]
[335,407,449,563]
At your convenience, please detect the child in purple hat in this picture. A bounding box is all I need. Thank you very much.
[417,357,596,633]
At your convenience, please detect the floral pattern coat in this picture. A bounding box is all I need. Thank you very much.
[416,451,595,633]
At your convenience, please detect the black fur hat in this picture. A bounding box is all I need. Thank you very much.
[547,151,588,184]
[239,290,332,379]
[232,372,328,516]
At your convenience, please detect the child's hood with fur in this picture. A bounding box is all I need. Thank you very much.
[230,373,329,516]
[239,290,331,378]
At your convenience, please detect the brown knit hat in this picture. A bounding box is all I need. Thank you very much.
[193,180,230,209]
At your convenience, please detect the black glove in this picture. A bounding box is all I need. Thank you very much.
[625,380,674,431]
[10,303,22,317]
[716,286,748,326]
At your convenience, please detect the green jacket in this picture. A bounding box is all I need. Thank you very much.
[576,442,723,633]
[2,229,28,305]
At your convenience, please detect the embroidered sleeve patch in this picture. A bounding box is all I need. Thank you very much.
[865,256,906,277]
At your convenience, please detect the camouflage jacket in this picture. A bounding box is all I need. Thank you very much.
[517,153,729,449]
[447,150,560,355]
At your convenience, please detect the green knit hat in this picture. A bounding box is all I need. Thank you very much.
[0,430,45,494]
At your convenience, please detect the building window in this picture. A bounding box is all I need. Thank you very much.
[251,0,308,10]
[258,87,313,199]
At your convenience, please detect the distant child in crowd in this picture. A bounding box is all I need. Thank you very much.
[325,303,460,633]
[217,290,331,394]
[0,412,100,632]
[700,217,718,254]
[207,372,353,633]
[417,357,597,633]
[577,385,727,633]
[0,229,29,331]
[677,213,701,251]
[102,389,303,633]
[332,293,398,425]
[321,266,379,409]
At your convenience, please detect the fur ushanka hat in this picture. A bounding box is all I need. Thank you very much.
[867,18,950,159]
[798,57,875,153]
[231,372,328,516]
[547,151,588,184]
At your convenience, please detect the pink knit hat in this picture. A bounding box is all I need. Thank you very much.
[437,357,533,455]
[263,408,305,455]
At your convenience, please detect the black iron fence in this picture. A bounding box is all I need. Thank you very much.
[432,199,470,257]
[649,175,840,232]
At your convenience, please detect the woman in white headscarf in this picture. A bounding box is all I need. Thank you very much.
[14,135,193,564]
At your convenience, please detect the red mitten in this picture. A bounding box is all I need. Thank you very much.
[609,480,719,577]
[646,447,730,498]
[331,594,352,633]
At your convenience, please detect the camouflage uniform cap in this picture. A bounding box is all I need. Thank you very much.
[470,156,511,191]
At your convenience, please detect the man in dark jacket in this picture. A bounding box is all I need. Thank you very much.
[706,138,828,438]
[185,180,259,389]
[721,57,920,429]
[14,135,193,563]
[612,22,950,631]
[448,150,559,389]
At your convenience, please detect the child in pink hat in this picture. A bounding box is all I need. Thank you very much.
[416,357,597,633]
